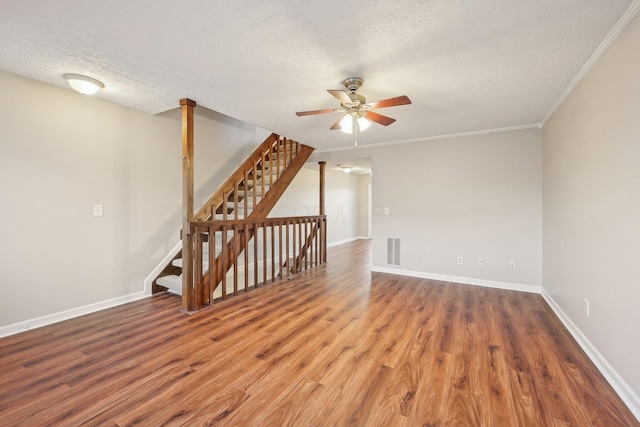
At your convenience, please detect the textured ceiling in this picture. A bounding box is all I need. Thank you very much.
[0,1,636,150]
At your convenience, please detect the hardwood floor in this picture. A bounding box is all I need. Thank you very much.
[1,240,637,426]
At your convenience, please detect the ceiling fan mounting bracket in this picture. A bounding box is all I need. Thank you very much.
[343,77,364,93]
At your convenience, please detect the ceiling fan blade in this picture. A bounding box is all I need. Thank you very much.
[330,114,346,130]
[366,111,396,126]
[367,95,412,109]
[327,89,352,105]
[296,108,336,116]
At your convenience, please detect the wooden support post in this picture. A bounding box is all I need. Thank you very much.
[319,161,326,264]
[180,98,196,312]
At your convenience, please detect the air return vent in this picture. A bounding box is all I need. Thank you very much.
[387,238,400,265]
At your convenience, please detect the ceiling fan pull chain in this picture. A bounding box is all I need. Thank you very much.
[354,117,358,147]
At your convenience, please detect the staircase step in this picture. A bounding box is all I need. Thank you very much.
[156,275,182,296]
[172,258,209,270]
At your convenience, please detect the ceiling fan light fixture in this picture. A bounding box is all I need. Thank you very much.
[63,74,104,95]
[357,116,371,131]
[340,115,354,134]
[340,115,371,134]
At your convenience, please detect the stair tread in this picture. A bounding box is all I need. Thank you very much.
[173,258,210,269]
[156,275,182,296]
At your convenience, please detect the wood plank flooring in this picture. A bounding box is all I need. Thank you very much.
[1,240,637,426]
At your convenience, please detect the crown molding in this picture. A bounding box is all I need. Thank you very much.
[541,0,640,125]
[314,123,542,153]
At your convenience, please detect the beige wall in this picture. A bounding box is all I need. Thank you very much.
[314,127,543,288]
[543,12,640,399]
[357,174,372,239]
[0,70,268,328]
[370,129,542,286]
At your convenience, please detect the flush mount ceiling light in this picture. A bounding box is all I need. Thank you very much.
[339,165,353,174]
[63,74,104,95]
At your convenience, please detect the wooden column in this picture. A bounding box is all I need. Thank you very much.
[319,161,326,263]
[181,98,196,312]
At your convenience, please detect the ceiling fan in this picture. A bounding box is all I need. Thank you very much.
[295,77,411,145]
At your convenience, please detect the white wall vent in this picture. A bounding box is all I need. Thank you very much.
[387,238,401,265]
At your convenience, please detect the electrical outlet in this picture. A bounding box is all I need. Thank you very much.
[93,204,104,217]
[584,299,590,316]
[457,256,463,265]
[509,261,516,269]
[477,258,483,266]
[384,207,390,215]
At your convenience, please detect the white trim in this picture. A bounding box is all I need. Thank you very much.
[541,0,640,125]
[371,266,541,294]
[0,290,149,338]
[143,241,182,292]
[541,289,640,422]
[327,236,362,247]
[314,123,542,153]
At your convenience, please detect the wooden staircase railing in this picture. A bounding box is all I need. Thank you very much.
[154,98,325,312]
[189,215,326,304]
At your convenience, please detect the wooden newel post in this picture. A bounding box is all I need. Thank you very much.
[319,161,327,263]
[181,98,196,312]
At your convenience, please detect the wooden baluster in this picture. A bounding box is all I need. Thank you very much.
[292,219,297,273]
[278,220,283,278]
[244,169,249,219]
[254,223,259,287]
[244,224,249,292]
[261,151,266,199]
[299,220,303,271]
[290,138,294,162]
[315,220,319,267]
[283,137,288,169]
[221,226,227,300]
[223,191,228,221]
[209,226,216,303]
[305,219,310,270]
[253,161,258,211]
[285,219,290,278]
[276,139,281,178]
[233,180,238,220]
[195,227,204,306]
[304,219,308,270]
[319,161,327,265]
[270,223,275,282]
[269,142,273,189]
[299,219,304,271]
[310,220,315,268]
[262,221,267,284]
[233,224,238,296]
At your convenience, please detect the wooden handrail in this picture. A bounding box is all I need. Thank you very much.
[192,215,326,231]
[193,133,280,221]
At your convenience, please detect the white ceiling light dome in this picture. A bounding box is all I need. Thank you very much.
[63,74,104,95]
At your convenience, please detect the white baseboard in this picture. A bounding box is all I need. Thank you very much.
[0,290,150,339]
[0,244,179,339]
[371,266,541,294]
[327,236,362,248]
[541,289,640,421]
